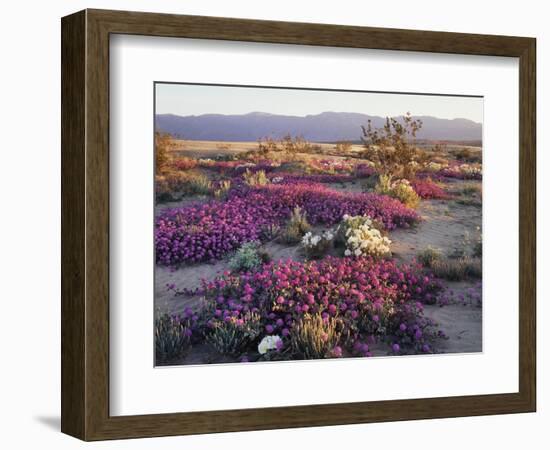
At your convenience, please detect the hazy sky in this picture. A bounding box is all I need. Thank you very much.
[155,83,483,123]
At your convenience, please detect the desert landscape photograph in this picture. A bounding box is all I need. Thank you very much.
[154,83,483,366]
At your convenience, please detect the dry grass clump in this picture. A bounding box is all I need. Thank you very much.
[334,141,353,154]
[243,169,270,186]
[206,313,262,356]
[290,313,342,359]
[279,206,311,244]
[417,247,481,281]
[430,257,482,281]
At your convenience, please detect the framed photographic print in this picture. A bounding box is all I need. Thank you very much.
[61,9,536,440]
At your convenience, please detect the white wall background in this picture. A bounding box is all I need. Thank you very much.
[0,1,546,448]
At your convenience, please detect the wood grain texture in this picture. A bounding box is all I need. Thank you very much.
[61,10,86,439]
[61,8,537,441]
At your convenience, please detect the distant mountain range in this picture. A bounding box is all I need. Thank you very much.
[155,111,482,142]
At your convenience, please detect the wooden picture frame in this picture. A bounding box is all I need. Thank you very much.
[61,8,536,441]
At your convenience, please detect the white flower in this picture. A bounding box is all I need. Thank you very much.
[258,335,282,354]
[344,249,351,256]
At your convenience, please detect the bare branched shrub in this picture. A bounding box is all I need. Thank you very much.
[244,135,317,161]
[360,113,422,178]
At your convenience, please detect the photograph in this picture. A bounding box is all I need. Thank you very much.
[153,83,483,366]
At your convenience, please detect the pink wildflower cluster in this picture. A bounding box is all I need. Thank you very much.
[156,182,419,265]
[201,256,443,355]
[231,183,419,229]
[170,158,197,171]
[354,163,377,178]
[410,179,450,199]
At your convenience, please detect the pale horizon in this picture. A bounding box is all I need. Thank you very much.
[155,83,483,124]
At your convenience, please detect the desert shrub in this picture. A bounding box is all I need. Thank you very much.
[338,214,391,257]
[290,313,342,359]
[229,241,269,272]
[453,147,482,163]
[430,257,482,281]
[334,141,353,154]
[279,206,311,244]
[390,179,421,208]
[249,135,316,161]
[206,312,262,356]
[155,132,172,175]
[375,175,420,208]
[243,169,270,186]
[417,246,443,268]
[360,112,423,178]
[155,313,192,363]
[301,230,334,259]
[279,134,315,154]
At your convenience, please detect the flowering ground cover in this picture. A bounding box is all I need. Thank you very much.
[155,135,482,365]
[165,256,445,361]
[410,179,450,199]
[156,182,420,265]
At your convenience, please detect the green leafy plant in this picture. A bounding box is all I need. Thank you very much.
[155,313,192,363]
[229,241,269,272]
